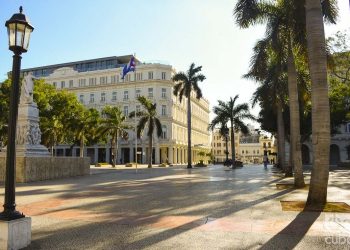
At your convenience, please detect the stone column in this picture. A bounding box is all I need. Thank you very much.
[174,148,178,164]
[155,145,160,164]
[142,146,146,164]
[94,146,98,164]
[168,147,173,164]
[106,145,110,163]
[129,146,134,162]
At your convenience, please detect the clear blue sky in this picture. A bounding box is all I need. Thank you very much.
[0,0,349,121]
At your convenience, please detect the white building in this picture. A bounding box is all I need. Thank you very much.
[22,55,211,164]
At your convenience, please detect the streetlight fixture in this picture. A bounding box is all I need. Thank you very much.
[0,6,34,221]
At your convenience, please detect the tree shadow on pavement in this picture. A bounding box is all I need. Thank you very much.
[259,211,321,250]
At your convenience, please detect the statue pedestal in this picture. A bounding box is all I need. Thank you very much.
[1,103,50,157]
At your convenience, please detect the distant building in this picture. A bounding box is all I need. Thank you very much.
[211,126,277,164]
[21,55,211,164]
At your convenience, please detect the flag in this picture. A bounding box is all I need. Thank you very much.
[121,55,136,79]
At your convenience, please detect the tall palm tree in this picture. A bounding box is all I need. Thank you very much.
[211,96,255,167]
[41,115,64,157]
[97,106,129,167]
[234,0,337,187]
[305,0,336,208]
[247,38,289,172]
[130,96,162,168]
[172,63,206,168]
[209,116,229,164]
[71,108,100,157]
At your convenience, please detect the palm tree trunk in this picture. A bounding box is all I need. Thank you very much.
[148,135,153,168]
[287,46,305,187]
[230,123,235,168]
[111,136,116,168]
[305,0,330,209]
[114,134,118,167]
[187,97,192,168]
[225,136,229,163]
[51,145,54,157]
[276,100,285,171]
[80,137,84,158]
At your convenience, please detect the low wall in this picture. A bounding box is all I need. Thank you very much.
[0,157,90,183]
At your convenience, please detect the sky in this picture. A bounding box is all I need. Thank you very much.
[0,0,349,125]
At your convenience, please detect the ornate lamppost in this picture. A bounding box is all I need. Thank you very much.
[0,6,34,221]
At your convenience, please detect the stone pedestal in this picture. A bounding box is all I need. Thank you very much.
[0,217,31,250]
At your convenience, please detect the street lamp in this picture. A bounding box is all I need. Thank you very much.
[0,6,34,221]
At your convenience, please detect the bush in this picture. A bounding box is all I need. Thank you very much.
[159,163,167,167]
[95,162,109,167]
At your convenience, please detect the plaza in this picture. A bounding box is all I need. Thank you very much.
[0,165,349,249]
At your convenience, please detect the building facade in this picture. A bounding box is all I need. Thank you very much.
[211,127,277,164]
[22,55,211,164]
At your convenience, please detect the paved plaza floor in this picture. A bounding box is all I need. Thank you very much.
[1,164,350,249]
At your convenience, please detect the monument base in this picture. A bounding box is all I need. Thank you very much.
[0,217,31,250]
[0,156,90,183]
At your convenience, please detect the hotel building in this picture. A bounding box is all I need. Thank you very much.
[22,55,211,164]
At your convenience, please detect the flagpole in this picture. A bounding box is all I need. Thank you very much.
[134,54,138,174]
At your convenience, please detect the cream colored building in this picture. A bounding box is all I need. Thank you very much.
[211,127,277,164]
[22,55,211,164]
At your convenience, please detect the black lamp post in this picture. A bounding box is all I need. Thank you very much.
[0,6,34,221]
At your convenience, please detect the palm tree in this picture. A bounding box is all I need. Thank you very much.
[209,116,229,164]
[71,108,100,157]
[305,0,336,209]
[97,106,129,167]
[41,115,64,157]
[247,38,289,172]
[172,63,206,168]
[130,96,162,168]
[211,96,255,167]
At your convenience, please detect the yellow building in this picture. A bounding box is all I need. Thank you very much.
[22,55,211,164]
[211,127,277,164]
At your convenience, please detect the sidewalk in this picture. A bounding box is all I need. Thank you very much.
[0,165,349,249]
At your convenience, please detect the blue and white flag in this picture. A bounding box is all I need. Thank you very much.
[121,55,136,80]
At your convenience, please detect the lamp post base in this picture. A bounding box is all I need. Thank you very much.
[0,217,31,250]
[0,209,25,221]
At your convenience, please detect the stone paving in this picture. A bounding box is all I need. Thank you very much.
[1,164,350,249]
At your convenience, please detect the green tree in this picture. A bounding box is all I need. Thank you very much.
[130,96,162,168]
[70,108,100,158]
[172,63,206,168]
[98,106,129,167]
[209,116,230,164]
[211,95,255,167]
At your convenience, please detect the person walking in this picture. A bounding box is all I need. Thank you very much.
[263,152,268,170]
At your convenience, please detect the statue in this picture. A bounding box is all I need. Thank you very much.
[20,73,35,104]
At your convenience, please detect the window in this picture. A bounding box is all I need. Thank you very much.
[253,150,255,154]
[148,88,153,98]
[136,105,141,113]
[242,150,244,154]
[136,89,141,98]
[89,78,96,86]
[124,91,129,100]
[257,150,259,154]
[263,142,266,148]
[136,73,142,81]
[53,82,57,88]
[79,94,84,103]
[100,76,107,85]
[268,142,271,148]
[246,150,248,154]
[69,80,73,88]
[161,88,166,98]
[78,79,86,87]
[111,75,116,84]
[161,72,166,80]
[162,105,166,116]
[112,92,117,102]
[90,94,95,103]
[61,81,65,88]
[125,75,130,81]
[347,145,350,160]
[148,71,153,80]
[162,125,167,139]
[346,123,350,133]
[101,92,106,102]
[123,106,128,116]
